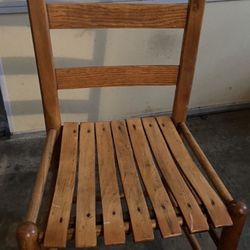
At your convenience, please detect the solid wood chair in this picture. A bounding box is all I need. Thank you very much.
[16,0,247,249]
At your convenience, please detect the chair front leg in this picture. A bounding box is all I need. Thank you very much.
[16,221,41,250]
[218,201,248,250]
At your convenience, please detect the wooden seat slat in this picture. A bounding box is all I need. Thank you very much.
[76,123,96,248]
[111,120,154,242]
[142,117,209,232]
[157,116,233,227]
[96,122,125,245]
[41,117,236,247]
[127,118,182,238]
[44,123,78,248]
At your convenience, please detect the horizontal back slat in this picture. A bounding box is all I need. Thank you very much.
[47,3,188,29]
[56,65,179,89]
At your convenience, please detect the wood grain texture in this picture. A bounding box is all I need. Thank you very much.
[96,122,125,245]
[16,222,40,250]
[47,3,188,29]
[56,66,179,89]
[111,120,154,242]
[172,0,205,124]
[142,117,208,232]
[76,123,96,248]
[127,118,182,238]
[179,122,234,204]
[67,218,185,241]
[157,116,233,227]
[26,129,57,223]
[44,123,78,248]
[27,0,61,131]
[218,201,248,250]
[23,0,246,248]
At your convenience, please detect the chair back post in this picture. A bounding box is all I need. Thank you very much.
[27,0,205,129]
[172,0,205,124]
[27,0,61,132]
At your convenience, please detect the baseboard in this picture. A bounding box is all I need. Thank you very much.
[187,102,250,117]
[137,102,250,119]
[5,102,250,138]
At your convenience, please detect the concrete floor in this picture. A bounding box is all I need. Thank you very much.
[0,110,249,250]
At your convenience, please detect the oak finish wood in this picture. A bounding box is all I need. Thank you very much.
[47,3,188,29]
[111,120,154,242]
[179,122,234,204]
[44,123,78,248]
[23,117,236,249]
[218,201,248,250]
[56,66,179,89]
[142,117,208,232]
[96,122,125,245]
[67,218,184,241]
[27,0,61,131]
[26,129,57,223]
[127,118,182,238]
[21,0,247,249]
[16,222,40,250]
[76,123,96,248]
[172,0,205,124]
[157,116,233,227]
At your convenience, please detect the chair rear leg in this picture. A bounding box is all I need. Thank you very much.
[218,201,248,250]
[16,222,40,250]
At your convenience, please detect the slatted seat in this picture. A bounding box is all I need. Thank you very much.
[39,116,233,248]
[16,0,248,249]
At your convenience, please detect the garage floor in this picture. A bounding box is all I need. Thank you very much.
[0,109,249,250]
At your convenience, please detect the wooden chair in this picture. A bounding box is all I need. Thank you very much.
[16,0,247,249]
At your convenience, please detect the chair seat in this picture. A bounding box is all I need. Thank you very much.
[42,116,233,248]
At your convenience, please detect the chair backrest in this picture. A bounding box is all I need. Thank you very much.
[27,0,205,132]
